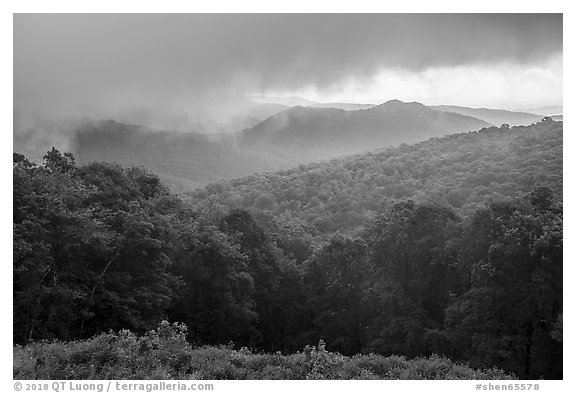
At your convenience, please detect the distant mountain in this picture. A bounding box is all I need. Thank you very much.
[519,105,563,116]
[72,120,290,192]
[251,98,379,111]
[249,96,320,107]
[250,97,377,111]
[240,100,490,162]
[21,100,492,192]
[103,97,288,134]
[311,102,376,111]
[13,98,289,165]
[433,105,544,127]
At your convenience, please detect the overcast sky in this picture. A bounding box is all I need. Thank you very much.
[14,13,562,115]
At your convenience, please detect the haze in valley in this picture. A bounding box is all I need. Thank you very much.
[13,14,563,190]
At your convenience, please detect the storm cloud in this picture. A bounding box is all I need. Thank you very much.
[14,13,562,111]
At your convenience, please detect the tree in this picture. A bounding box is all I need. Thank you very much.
[445,199,562,378]
[253,193,276,210]
[304,236,370,355]
[167,215,258,346]
[219,209,305,351]
[364,201,461,356]
[14,151,180,342]
[14,150,99,341]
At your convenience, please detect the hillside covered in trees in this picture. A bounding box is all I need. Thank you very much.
[13,119,562,379]
[17,100,494,192]
[189,119,562,236]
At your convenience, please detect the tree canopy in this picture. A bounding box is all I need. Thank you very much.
[14,119,563,378]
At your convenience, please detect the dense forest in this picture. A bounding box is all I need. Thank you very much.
[189,119,562,236]
[13,119,562,379]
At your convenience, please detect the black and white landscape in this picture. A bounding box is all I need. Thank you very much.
[13,14,562,380]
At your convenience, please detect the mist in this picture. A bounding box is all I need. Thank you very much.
[14,14,562,131]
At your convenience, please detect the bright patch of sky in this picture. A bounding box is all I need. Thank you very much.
[261,54,562,109]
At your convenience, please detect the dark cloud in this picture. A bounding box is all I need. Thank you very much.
[13,14,562,131]
[15,14,561,96]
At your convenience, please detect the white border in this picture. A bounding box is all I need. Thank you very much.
[3,2,572,391]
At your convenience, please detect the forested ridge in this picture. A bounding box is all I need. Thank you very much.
[14,119,562,379]
[23,100,492,192]
[189,119,562,236]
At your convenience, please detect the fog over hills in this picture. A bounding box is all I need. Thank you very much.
[249,96,320,107]
[20,98,563,192]
[249,98,552,123]
[62,100,492,191]
[240,100,489,161]
[251,97,377,111]
[13,97,289,164]
[72,120,287,191]
[311,102,377,111]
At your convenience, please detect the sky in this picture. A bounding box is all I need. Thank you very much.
[14,13,562,120]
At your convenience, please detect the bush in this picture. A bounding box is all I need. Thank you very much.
[14,322,515,380]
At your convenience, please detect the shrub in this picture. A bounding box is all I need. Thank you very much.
[14,323,515,380]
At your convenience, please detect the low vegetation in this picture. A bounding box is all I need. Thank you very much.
[14,321,513,380]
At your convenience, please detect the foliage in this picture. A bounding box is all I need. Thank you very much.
[14,119,562,379]
[188,120,562,235]
[14,322,514,380]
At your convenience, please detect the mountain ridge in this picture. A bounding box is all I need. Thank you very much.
[239,99,490,161]
[432,104,545,126]
[20,100,509,191]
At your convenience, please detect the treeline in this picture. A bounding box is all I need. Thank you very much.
[14,121,562,379]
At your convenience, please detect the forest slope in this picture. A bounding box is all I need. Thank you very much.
[14,119,562,379]
[190,119,562,235]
